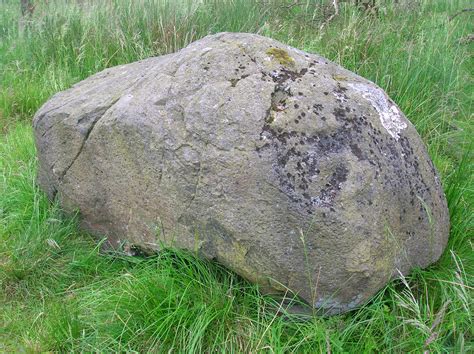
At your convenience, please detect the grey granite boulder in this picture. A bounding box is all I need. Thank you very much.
[33,32,450,314]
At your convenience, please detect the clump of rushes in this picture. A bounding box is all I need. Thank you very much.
[1,0,472,351]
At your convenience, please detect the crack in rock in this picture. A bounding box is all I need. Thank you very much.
[59,96,121,181]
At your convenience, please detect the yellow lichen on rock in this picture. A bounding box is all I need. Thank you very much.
[266,47,295,67]
[332,74,349,81]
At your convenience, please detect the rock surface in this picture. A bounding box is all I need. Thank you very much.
[33,32,450,314]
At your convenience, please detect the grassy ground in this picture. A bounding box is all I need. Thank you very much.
[1,0,472,351]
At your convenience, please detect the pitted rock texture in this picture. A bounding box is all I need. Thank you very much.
[34,32,450,314]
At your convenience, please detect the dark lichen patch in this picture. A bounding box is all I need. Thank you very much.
[270,67,308,85]
[312,103,323,113]
[253,54,439,223]
[333,107,347,120]
[317,165,349,207]
[357,124,439,231]
[266,47,295,67]
[335,84,348,92]
[229,74,250,87]
[350,144,365,161]
[262,66,311,130]
[256,93,435,220]
[257,115,355,214]
[333,84,349,103]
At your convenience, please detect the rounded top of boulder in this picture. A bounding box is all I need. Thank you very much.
[34,32,450,315]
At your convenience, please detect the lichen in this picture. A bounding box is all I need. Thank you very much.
[266,47,295,67]
[332,74,349,81]
[348,83,407,140]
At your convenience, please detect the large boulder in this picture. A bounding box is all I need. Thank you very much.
[33,32,449,314]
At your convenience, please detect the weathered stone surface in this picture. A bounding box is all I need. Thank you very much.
[33,32,450,314]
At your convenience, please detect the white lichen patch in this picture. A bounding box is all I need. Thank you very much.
[348,83,407,140]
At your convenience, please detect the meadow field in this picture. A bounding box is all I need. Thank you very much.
[0,0,472,351]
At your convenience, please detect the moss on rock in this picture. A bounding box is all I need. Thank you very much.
[266,47,295,67]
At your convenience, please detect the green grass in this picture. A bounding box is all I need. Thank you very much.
[1,0,473,351]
